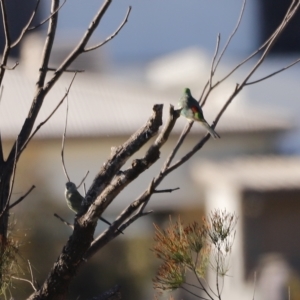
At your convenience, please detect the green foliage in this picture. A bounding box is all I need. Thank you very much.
[153,210,237,299]
[0,236,19,299]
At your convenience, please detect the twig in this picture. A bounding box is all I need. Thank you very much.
[183,282,205,291]
[11,0,42,47]
[179,286,208,299]
[77,171,89,189]
[20,72,78,155]
[85,6,132,52]
[54,213,74,230]
[121,210,153,231]
[61,91,71,182]
[0,0,11,86]
[201,0,298,109]
[0,84,3,103]
[12,276,37,292]
[28,260,35,289]
[8,185,36,210]
[1,61,19,70]
[83,183,87,196]
[208,33,221,89]
[27,0,67,32]
[216,250,221,300]
[217,0,299,87]
[213,0,247,73]
[37,0,60,89]
[245,56,300,85]
[201,0,246,107]
[40,67,84,73]
[192,268,215,300]
[160,121,193,172]
[153,187,179,193]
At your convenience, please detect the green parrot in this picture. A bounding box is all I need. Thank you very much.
[65,182,123,234]
[178,88,220,139]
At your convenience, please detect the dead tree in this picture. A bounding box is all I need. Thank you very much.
[0,0,299,299]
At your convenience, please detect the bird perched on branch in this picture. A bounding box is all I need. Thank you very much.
[178,88,220,139]
[65,182,123,234]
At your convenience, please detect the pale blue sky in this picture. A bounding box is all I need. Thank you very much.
[44,0,259,62]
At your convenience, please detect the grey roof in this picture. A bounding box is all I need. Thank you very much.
[0,68,292,139]
[192,156,300,191]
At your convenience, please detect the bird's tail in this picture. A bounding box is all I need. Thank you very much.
[201,121,220,139]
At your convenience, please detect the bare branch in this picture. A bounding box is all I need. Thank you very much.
[83,105,179,224]
[241,3,300,86]
[213,0,299,88]
[85,6,132,52]
[20,72,78,155]
[121,210,153,229]
[5,0,126,173]
[40,67,84,73]
[27,0,67,32]
[161,121,193,171]
[37,0,60,89]
[154,187,179,193]
[245,56,300,85]
[0,84,3,103]
[208,33,220,89]
[61,92,71,182]
[11,0,42,47]
[77,171,89,189]
[42,0,116,94]
[1,61,19,70]
[12,276,37,292]
[213,0,247,73]
[28,260,36,290]
[201,0,246,106]
[4,0,61,171]
[54,213,74,230]
[83,183,87,196]
[8,185,35,210]
[12,260,40,293]
[85,107,180,258]
[85,104,163,206]
[0,0,11,86]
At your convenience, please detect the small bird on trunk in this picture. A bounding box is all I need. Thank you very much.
[65,182,123,234]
